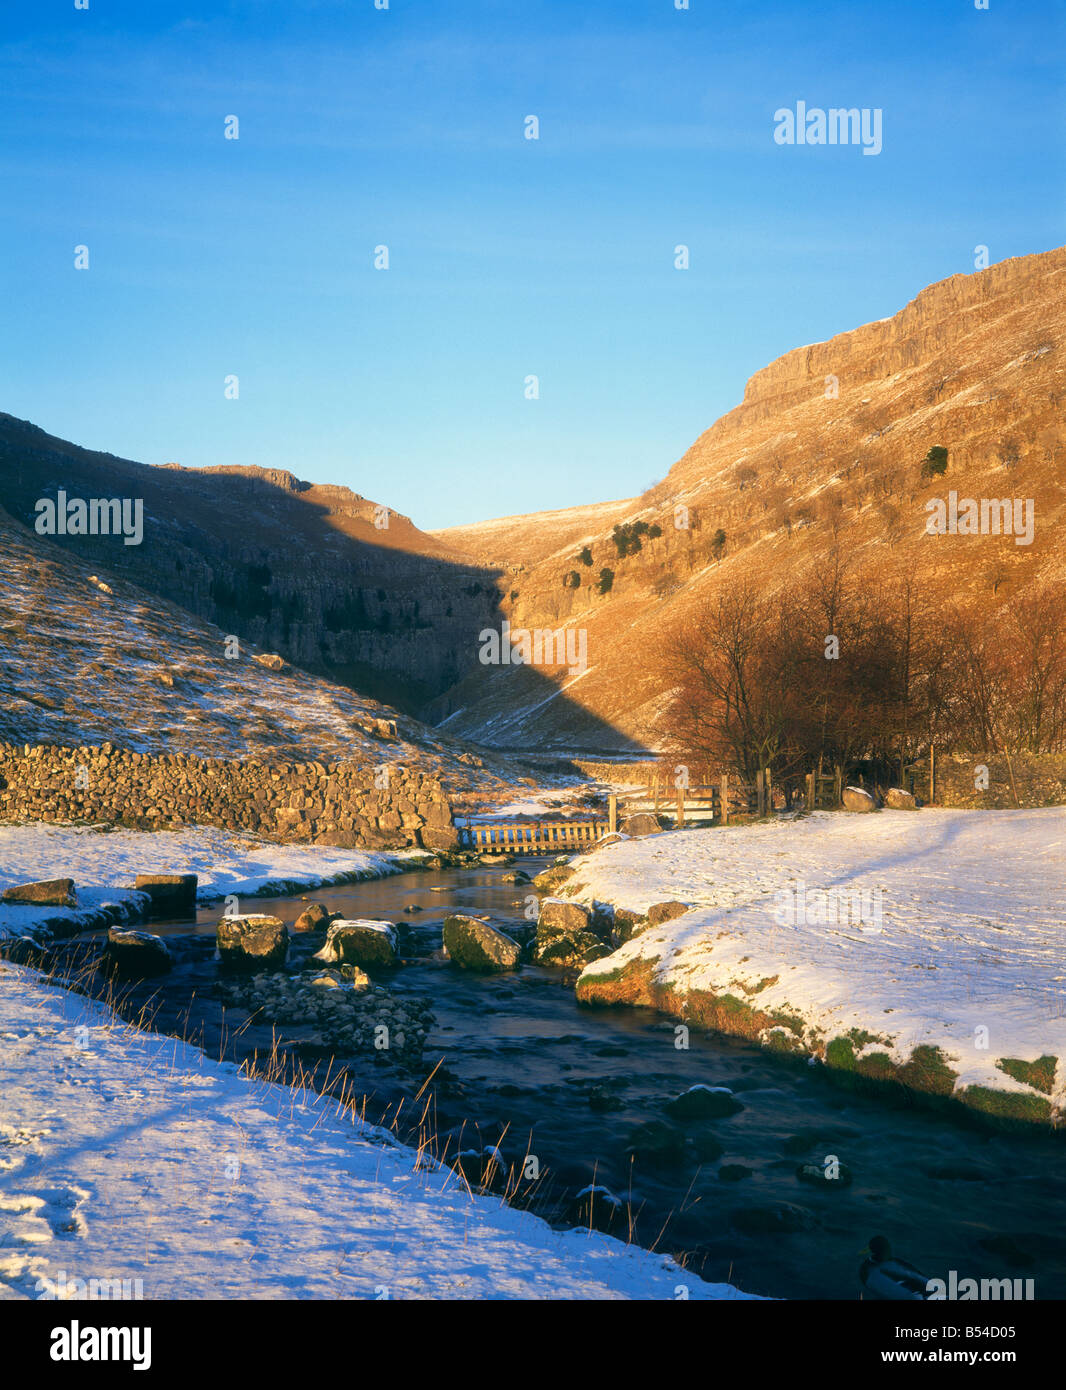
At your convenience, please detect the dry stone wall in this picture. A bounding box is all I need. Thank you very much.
[932,752,1066,810]
[0,742,456,850]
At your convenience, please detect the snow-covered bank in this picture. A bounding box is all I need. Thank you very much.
[0,823,420,940]
[568,810,1066,1125]
[0,964,754,1301]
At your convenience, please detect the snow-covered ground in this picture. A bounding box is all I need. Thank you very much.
[0,823,419,939]
[460,780,639,823]
[0,964,753,1301]
[569,809,1066,1118]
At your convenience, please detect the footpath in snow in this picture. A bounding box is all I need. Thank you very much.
[568,809,1066,1124]
[0,964,753,1301]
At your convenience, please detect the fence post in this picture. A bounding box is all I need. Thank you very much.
[805,771,815,811]
[929,744,935,805]
[756,769,765,818]
[676,786,685,829]
[608,793,617,834]
[834,767,842,806]
[720,774,729,825]
[766,767,773,813]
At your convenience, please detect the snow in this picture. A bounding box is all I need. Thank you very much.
[0,820,757,1299]
[0,965,755,1301]
[570,809,1066,1116]
[0,823,420,940]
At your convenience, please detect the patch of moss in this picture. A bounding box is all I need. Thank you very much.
[898,1045,958,1097]
[769,1008,805,1037]
[996,1056,1057,1095]
[739,974,779,996]
[766,1026,806,1055]
[855,1051,896,1081]
[961,1086,1053,1124]
[716,993,758,1027]
[846,1027,893,1049]
[825,1036,859,1071]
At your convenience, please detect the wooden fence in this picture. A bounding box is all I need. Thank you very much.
[611,771,774,829]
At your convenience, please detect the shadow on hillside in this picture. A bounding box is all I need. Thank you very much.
[0,412,651,764]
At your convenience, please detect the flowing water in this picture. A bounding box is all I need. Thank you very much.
[79,860,1066,1300]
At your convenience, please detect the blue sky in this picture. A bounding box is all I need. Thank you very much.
[0,0,1061,529]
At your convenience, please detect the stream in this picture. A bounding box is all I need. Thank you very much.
[64,859,1066,1300]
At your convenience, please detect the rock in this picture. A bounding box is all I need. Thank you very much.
[307,967,369,990]
[537,898,591,936]
[104,928,173,980]
[133,873,197,919]
[532,864,574,893]
[0,935,52,967]
[588,832,629,852]
[625,1119,688,1168]
[690,1133,725,1161]
[338,964,371,988]
[842,786,877,813]
[532,930,610,969]
[611,908,648,946]
[1,878,76,908]
[216,914,289,971]
[587,1084,624,1112]
[293,903,330,933]
[307,969,344,988]
[567,1185,624,1232]
[501,869,531,884]
[884,787,918,810]
[314,918,398,968]
[420,825,460,853]
[796,1161,853,1188]
[442,914,521,973]
[647,900,692,926]
[452,1143,508,1190]
[533,897,611,967]
[619,812,664,837]
[666,1085,745,1120]
[730,1202,816,1235]
[719,1164,755,1182]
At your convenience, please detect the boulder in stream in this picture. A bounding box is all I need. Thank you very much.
[293,903,331,933]
[314,918,398,968]
[666,1084,745,1121]
[104,927,173,980]
[133,874,197,919]
[533,899,612,968]
[442,914,521,972]
[216,914,289,970]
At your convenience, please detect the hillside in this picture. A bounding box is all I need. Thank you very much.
[0,503,511,797]
[0,418,499,716]
[2,247,1063,762]
[431,247,1066,753]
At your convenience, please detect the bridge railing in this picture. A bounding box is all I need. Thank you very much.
[459,819,609,855]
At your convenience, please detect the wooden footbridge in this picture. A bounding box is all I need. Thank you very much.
[459,819,608,855]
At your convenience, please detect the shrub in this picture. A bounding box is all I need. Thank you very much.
[597,567,614,595]
[562,570,581,589]
[920,445,948,479]
[578,545,593,566]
